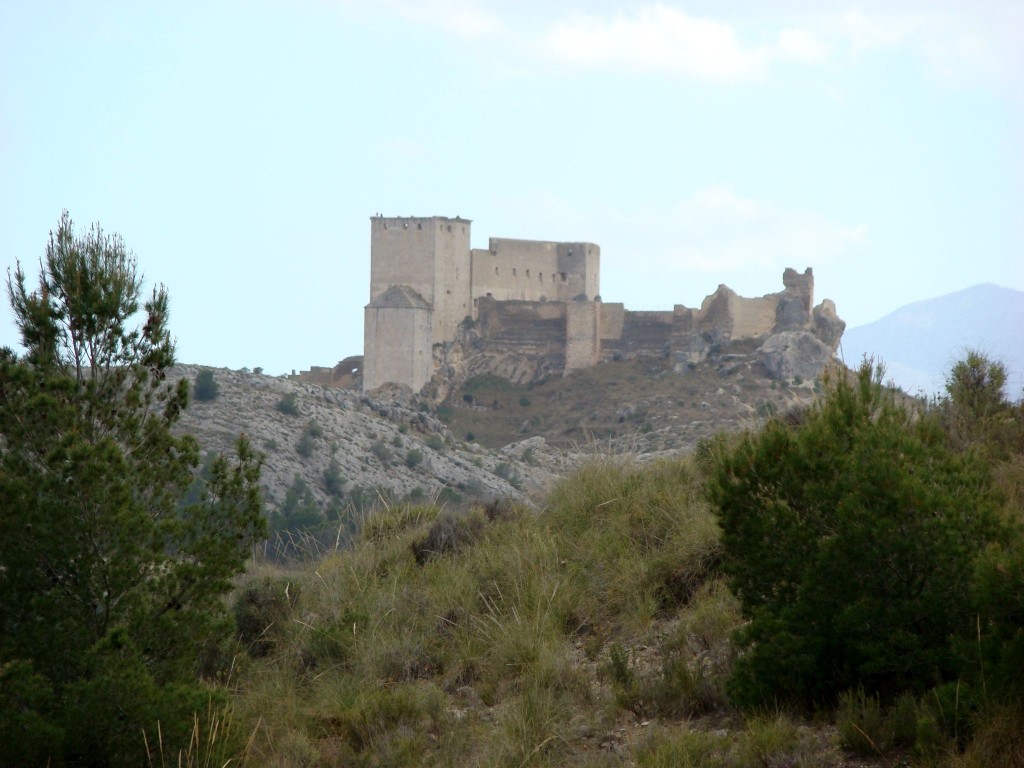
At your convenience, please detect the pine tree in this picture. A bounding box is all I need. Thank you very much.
[0,212,266,764]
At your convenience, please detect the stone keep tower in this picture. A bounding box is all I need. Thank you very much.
[363,216,472,392]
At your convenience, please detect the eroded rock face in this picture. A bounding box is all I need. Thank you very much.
[759,331,834,381]
[812,299,845,351]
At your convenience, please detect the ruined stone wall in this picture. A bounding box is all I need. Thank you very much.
[601,310,675,359]
[475,298,568,352]
[724,292,778,339]
[470,238,599,304]
[363,304,433,393]
[783,267,814,311]
[565,301,600,371]
[600,303,626,340]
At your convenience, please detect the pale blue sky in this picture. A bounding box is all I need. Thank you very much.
[2,1,1021,375]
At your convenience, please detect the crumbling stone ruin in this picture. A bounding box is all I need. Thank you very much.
[362,215,845,396]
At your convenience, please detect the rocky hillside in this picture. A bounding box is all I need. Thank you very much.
[439,339,824,452]
[174,344,826,523]
[172,366,568,522]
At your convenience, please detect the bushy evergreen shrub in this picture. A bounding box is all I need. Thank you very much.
[275,391,300,415]
[193,368,219,401]
[707,361,1005,709]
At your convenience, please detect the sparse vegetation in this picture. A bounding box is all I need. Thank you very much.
[210,351,1024,766]
[275,391,300,415]
[493,460,522,489]
[370,438,392,464]
[405,447,423,467]
[296,420,324,458]
[193,368,219,401]
[323,459,347,497]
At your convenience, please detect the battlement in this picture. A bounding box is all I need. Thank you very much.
[371,214,472,233]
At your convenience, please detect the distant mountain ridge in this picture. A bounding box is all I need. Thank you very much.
[841,284,1024,399]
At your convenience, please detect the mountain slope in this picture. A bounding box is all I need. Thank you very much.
[840,284,1024,398]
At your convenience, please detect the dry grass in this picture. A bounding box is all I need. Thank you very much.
[218,450,1022,767]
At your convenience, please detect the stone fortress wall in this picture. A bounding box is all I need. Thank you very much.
[470,238,600,303]
[363,215,844,394]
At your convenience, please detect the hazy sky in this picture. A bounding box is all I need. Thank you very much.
[2,1,1021,375]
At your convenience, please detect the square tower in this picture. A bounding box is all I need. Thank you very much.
[369,215,472,344]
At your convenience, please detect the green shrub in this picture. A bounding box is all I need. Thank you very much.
[425,434,445,451]
[296,421,323,458]
[957,700,1024,767]
[234,576,300,658]
[735,713,819,767]
[838,688,933,757]
[836,688,886,756]
[634,728,727,768]
[323,459,347,498]
[405,448,423,468]
[437,486,462,505]
[296,430,316,458]
[493,461,522,489]
[707,362,1005,709]
[370,439,392,464]
[193,369,219,401]
[315,680,447,760]
[272,475,322,532]
[409,509,485,565]
[0,660,63,766]
[275,391,300,415]
[644,581,739,717]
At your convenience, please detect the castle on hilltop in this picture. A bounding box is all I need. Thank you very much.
[362,215,844,394]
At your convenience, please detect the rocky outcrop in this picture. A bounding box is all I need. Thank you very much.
[812,299,845,350]
[758,331,835,381]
